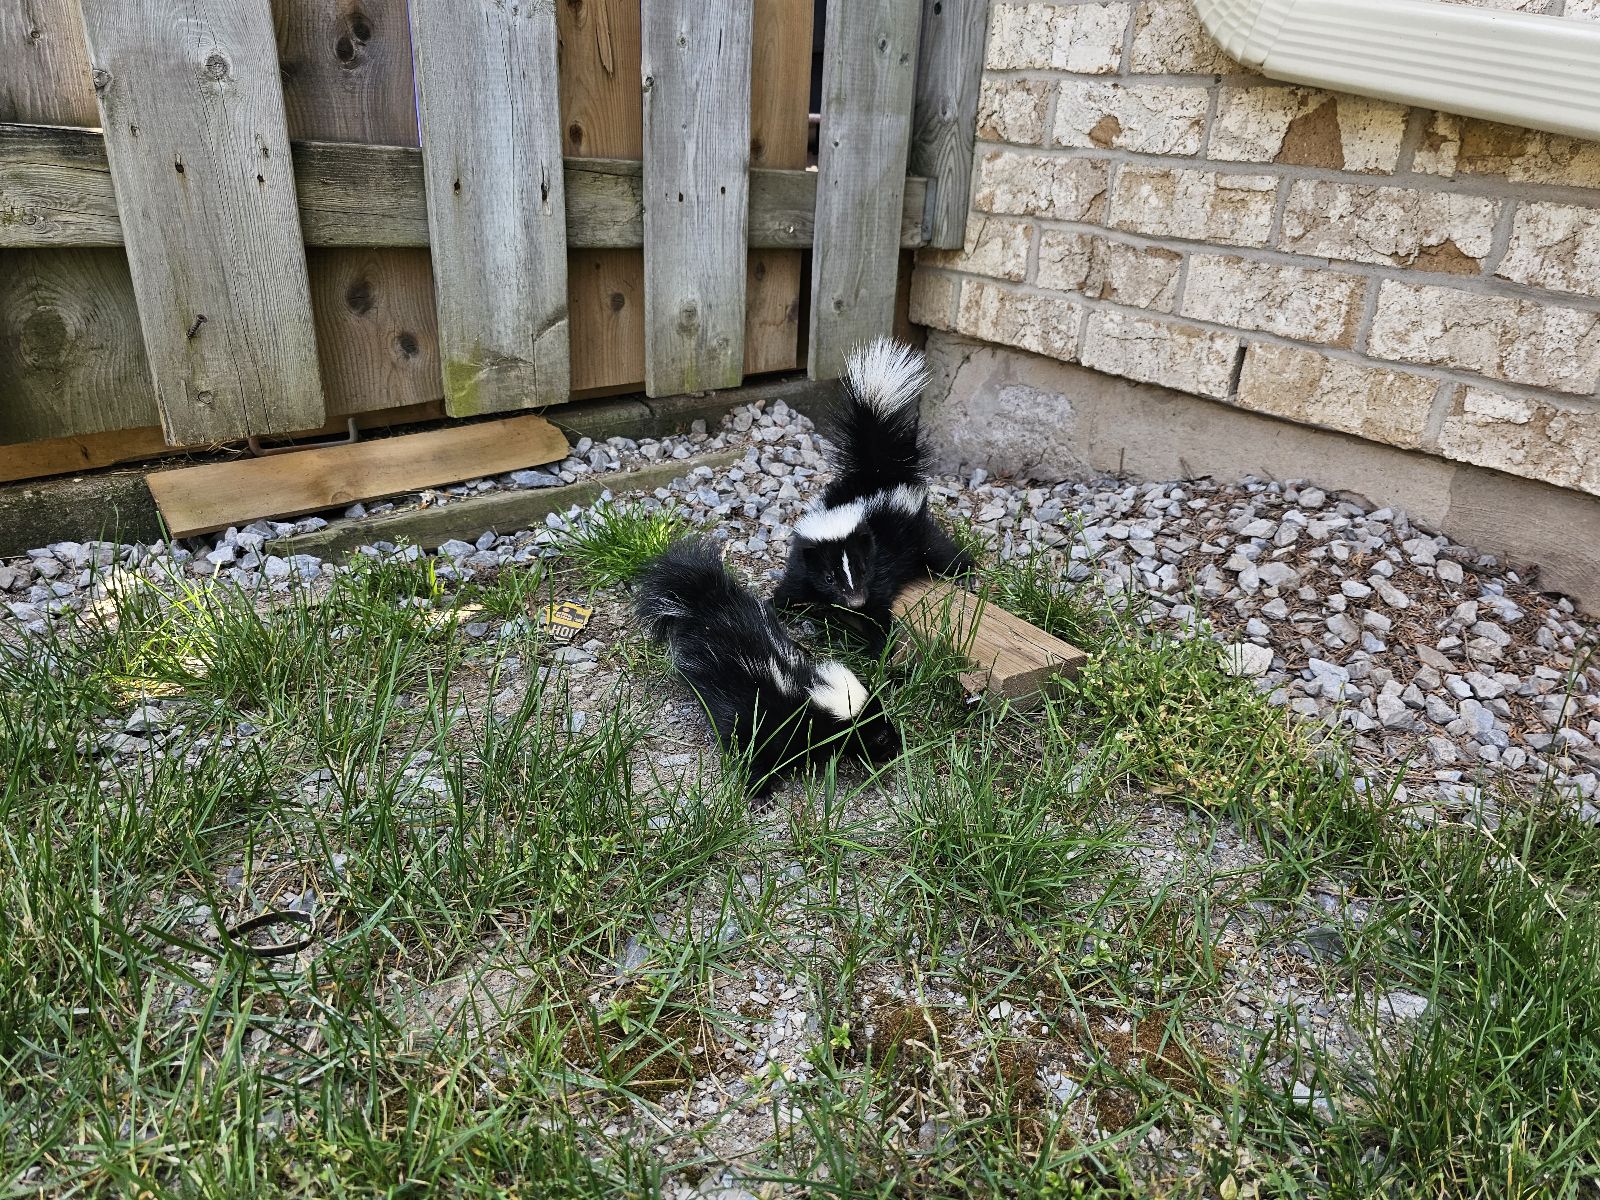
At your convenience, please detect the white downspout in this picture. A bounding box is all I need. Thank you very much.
[1191,0,1600,143]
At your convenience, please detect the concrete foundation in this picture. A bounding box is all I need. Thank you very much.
[923,330,1600,614]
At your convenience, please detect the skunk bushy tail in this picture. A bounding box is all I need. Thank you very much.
[824,337,931,497]
[633,537,746,643]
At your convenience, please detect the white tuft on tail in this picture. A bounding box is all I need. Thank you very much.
[795,499,867,543]
[843,337,928,416]
[808,660,870,720]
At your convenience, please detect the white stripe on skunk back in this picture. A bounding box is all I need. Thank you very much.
[795,499,867,543]
[843,337,928,415]
[808,659,870,720]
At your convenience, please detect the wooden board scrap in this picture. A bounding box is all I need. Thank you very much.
[147,413,569,538]
[893,578,1087,707]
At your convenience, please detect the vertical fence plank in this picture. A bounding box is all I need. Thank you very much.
[272,0,441,418]
[2,0,160,447]
[910,0,986,249]
[410,0,569,415]
[744,0,812,376]
[808,0,921,380]
[77,0,326,443]
[559,0,646,394]
[1,0,99,126]
[641,0,753,396]
[0,249,159,444]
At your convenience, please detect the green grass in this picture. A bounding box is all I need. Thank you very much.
[2,530,1597,1197]
[555,499,697,589]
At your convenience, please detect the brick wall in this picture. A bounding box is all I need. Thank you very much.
[911,0,1600,500]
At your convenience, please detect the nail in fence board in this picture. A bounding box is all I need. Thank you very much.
[409,0,570,416]
[77,0,328,444]
[808,0,923,381]
[272,0,443,421]
[909,0,987,249]
[641,0,754,396]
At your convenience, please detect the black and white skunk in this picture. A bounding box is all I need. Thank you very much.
[773,337,974,652]
[635,538,902,799]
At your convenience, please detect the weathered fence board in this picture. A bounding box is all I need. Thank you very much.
[641,0,753,396]
[0,0,99,127]
[809,0,923,380]
[77,0,327,444]
[560,0,647,394]
[2,125,931,252]
[909,0,987,249]
[410,0,570,416]
[744,0,813,376]
[0,248,159,445]
[273,0,441,420]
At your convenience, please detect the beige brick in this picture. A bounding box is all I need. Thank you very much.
[908,269,960,330]
[1437,387,1600,497]
[1368,282,1600,394]
[1210,89,1406,173]
[918,216,1034,282]
[1496,202,1600,299]
[1278,180,1499,272]
[1129,0,1237,73]
[1440,0,1554,10]
[1108,165,1277,247]
[1181,255,1367,346]
[1567,0,1600,17]
[1036,232,1182,310]
[1228,345,1446,454]
[984,2,1130,73]
[1234,343,1437,450]
[1079,309,1240,398]
[954,280,1084,361]
[1414,113,1600,189]
[974,152,1109,221]
[1053,82,1208,155]
[976,78,1051,145]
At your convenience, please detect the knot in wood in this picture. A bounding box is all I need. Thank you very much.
[202,53,229,81]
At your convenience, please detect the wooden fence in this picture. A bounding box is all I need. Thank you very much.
[0,0,985,480]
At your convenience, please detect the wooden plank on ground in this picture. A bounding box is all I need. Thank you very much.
[909,0,987,249]
[744,0,814,376]
[560,0,647,394]
[272,0,444,420]
[146,413,571,538]
[893,578,1087,707]
[1,124,931,252]
[77,0,327,444]
[410,0,570,416]
[641,0,753,396]
[0,248,160,444]
[0,401,448,485]
[808,0,923,380]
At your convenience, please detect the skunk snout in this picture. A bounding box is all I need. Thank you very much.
[844,591,868,609]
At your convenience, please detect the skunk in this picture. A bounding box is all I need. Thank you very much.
[774,337,974,652]
[635,538,902,799]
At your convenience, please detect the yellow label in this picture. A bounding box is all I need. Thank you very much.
[539,601,593,643]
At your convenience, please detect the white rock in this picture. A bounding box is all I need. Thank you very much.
[1223,643,1274,678]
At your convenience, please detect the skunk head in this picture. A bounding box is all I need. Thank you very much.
[794,503,874,610]
[807,661,903,763]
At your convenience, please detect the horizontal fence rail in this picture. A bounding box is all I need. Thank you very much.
[1,125,932,253]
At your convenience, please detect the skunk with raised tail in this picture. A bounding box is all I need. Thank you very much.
[636,538,902,799]
[773,337,974,652]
